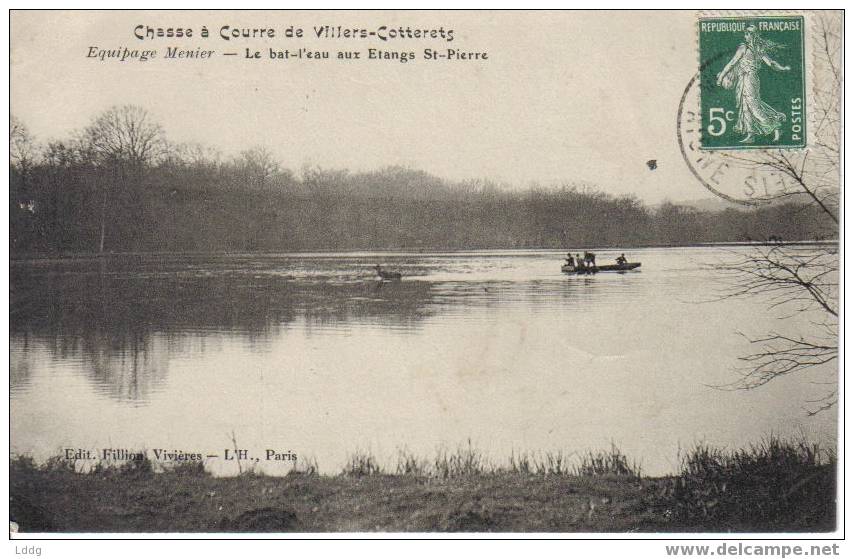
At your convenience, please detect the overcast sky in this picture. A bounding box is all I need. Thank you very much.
[12,10,706,203]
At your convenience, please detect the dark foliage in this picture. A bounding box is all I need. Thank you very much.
[10,111,833,255]
[659,438,836,532]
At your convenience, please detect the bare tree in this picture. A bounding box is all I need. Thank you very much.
[168,141,222,170]
[716,245,838,413]
[82,105,165,166]
[235,146,280,188]
[714,12,841,413]
[79,105,165,252]
[10,115,38,177]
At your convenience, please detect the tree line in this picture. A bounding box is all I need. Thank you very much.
[10,106,834,255]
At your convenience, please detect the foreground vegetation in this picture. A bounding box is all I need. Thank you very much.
[10,438,835,533]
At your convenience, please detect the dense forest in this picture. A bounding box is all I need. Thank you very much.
[10,106,835,255]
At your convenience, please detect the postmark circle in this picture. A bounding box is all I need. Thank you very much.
[676,56,801,206]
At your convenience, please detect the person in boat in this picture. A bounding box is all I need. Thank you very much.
[584,251,596,266]
[616,253,628,265]
[575,254,586,272]
[565,253,575,268]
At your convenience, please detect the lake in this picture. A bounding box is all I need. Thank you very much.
[10,248,837,476]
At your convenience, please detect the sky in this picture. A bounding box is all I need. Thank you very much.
[11,10,708,203]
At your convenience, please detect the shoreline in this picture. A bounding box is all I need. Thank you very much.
[8,240,841,263]
[10,440,836,533]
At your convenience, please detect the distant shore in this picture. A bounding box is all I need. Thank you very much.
[10,440,835,533]
[8,240,841,263]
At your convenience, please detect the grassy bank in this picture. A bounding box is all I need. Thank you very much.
[10,439,835,533]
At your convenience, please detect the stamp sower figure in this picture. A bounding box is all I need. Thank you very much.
[715,25,791,144]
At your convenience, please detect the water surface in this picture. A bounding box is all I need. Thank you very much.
[10,248,837,475]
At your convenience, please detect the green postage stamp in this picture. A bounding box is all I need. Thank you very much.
[699,16,806,149]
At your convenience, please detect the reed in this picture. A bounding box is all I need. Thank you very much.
[289,456,319,476]
[395,448,429,477]
[573,443,642,478]
[507,450,575,476]
[342,450,384,477]
[434,440,488,478]
[666,436,835,530]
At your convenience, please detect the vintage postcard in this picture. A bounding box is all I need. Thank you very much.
[8,9,841,539]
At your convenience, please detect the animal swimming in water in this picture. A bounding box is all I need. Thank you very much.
[375,264,402,281]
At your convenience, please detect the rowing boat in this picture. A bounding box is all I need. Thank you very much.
[561,262,641,274]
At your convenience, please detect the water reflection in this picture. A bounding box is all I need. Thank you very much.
[12,267,441,334]
[10,256,449,401]
[5,252,709,406]
[10,253,657,403]
[10,250,837,476]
